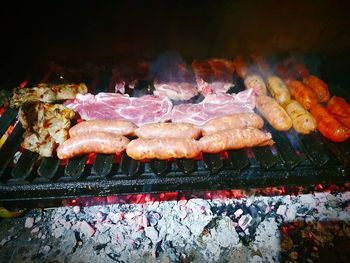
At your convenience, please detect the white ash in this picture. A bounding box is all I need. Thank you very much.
[1,191,348,262]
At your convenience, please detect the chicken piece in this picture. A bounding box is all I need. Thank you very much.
[10,83,87,108]
[19,102,75,157]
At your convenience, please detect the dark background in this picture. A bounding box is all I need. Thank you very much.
[1,0,350,88]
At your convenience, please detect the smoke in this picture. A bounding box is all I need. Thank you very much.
[149,51,195,83]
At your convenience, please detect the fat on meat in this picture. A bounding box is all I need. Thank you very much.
[64,93,173,127]
[196,78,233,96]
[153,82,198,101]
[164,88,256,126]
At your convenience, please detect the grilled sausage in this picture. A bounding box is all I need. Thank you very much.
[202,113,264,136]
[69,120,137,137]
[327,96,350,118]
[233,56,248,79]
[126,138,201,160]
[293,63,309,79]
[200,128,274,154]
[244,74,267,96]
[334,115,350,129]
[256,95,292,131]
[266,75,291,107]
[57,132,129,159]
[284,100,317,134]
[310,104,350,142]
[286,80,318,110]
[303,75,330,103]
[135,123,201,139]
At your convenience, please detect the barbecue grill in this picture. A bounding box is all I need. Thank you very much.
[1,74,349,208]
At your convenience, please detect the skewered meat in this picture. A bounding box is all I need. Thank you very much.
[244,74,267,96]
[202,112,264,136]
[266,75,291,107]
[167,89,256,126]
[199,128,274,153]
[286,80,318,110]
[256,95,292,131]
[10,83,87,108]
[69,120,137,137]
[153,82,198,101]
[284,100,317,134]
[310,104,350,142]
[303,75,330,103]
[327,96,350,118]
[64,93,173,127]
[19,102,75,157]
[135,123,201,139]
[126,138,201,160]
[233,56,248,79]
[57,132,129,159]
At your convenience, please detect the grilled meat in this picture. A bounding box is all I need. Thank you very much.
[19,102,75,157]
[10,83,87,108]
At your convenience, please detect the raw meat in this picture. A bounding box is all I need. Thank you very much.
[196,78,233,96]
[164,89,256,126]
[153,82,198,100]
[65,93,173,127]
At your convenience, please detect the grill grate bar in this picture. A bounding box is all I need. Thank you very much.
[176,159,197,175]
[299,133,330,167]
[203,153,223,174]
[11,150,39,180]
[37,157,60,179]
[64,155,88,179]
[0,123,24,178]
[92,154,114,177]
[120,153,143,176]
[226,149,250,171]
[252,146,277,170]
[0,108,17,136]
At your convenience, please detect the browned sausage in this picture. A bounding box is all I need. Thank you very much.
[69,120,137,137]
[202,113,264,136]
[284,100,317,134]
[126,138,201,160]
[244,74,267,96]
[200,128,274,153]
[57,132,129,159]
[135,123,201,139]
[256,95,293,131]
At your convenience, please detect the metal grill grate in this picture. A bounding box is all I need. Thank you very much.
[0,105,349,206]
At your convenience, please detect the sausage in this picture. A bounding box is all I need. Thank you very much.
[327,96,350,118]
[69,120,137,137]
[266,75,291,107]
[126,138,201,160]
[310,104,350,142]
[57,132,129,159]
[233,56,248,79]
[334,115,350,129]
[256,95,292,131]
[202,113,264,136]
[200,128,274,154]
[293,63,309,79]
[135,123,201,139]
[284,100,317,134]
[244,74,267,96]
[303,75,330,103]
[286,80,318,110]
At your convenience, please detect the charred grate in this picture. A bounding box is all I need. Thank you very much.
[0,105,349,207]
